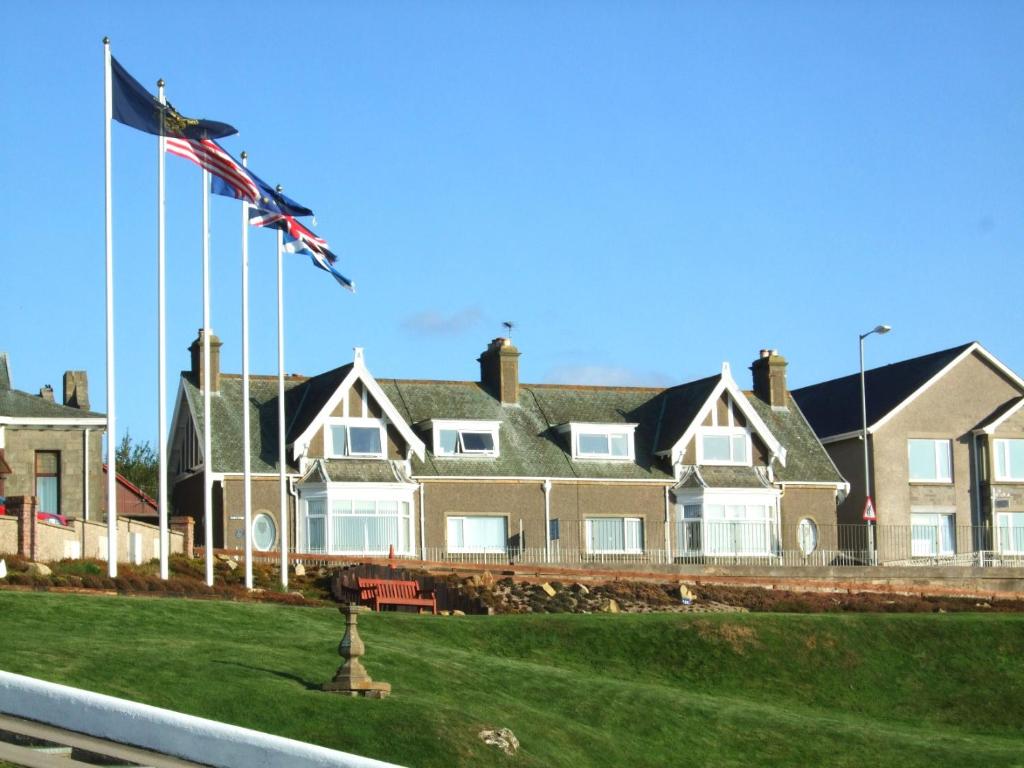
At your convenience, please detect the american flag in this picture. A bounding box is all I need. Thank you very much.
[166,138,260,204]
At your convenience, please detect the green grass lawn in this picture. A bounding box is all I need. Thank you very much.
[1,592,1022,767]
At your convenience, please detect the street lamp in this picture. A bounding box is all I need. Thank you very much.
[859,324,891,564]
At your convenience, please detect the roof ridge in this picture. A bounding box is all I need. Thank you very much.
[791,342,976,393]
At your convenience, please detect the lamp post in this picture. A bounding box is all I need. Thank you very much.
[860,324,891,565]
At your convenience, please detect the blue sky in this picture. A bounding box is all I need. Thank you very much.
[2,1,1022,446]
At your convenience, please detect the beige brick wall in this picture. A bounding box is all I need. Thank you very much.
[3,427,104,522]
[0,517,18,555]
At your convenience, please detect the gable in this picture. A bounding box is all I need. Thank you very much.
[291,352,425,462]
[879,348,1024,440]
[658,364,786,467]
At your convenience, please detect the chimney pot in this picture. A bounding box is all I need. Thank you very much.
[39,385,54,402]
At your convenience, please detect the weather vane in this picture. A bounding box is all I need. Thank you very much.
[503,321,515,339]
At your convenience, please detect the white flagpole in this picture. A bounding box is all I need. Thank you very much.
[103,37,118,579]
[157,79,169,581]
[203,168,214,588]
[241,152,253,591]
[276,210,288,590]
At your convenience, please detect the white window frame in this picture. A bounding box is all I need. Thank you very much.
[446,515,508,553]
[427,419,501,458]
[996,511,1024,555]
[910,507,956,557]
[561,423,637,462]
[994,438,1024,482]
[584,517,644,555]
[252,512,277,552]
[907,438,953,483]
[696,427,752,466]
[299,484,416,556]
[326,417,387,459]
[674,489,781,557]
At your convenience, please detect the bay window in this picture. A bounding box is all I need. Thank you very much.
[675,492,780,557]
[300,490,414,556]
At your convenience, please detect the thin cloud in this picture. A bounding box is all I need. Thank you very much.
[543,364,674,388]
[402,308,483,336]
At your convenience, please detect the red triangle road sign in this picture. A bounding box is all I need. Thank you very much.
[862,496,877,521]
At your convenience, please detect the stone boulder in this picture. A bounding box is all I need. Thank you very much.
[479,728,519,756]
[26,562,52,577]
[294,563,306,577]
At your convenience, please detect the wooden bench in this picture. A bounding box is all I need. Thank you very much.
[357,577,437,615]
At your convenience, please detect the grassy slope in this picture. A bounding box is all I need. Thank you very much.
[0,592,1022,768]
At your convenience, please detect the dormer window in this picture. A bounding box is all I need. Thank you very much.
[427,420,500,458]
[561,423,637,461]
[328,418,386,459]
[698,428,750,465]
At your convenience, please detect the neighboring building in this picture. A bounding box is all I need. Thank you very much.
[0,353,106,521]
[102,465,160,522]
[169,333,846,563]
[792,342,1024,561]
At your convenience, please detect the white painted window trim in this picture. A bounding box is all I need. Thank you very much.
[696,426,752,466]
[560,422,638,462]
[427,419,501,458]
[446,514,508,553]
[301,484,416,556]
[996,511,1024,555]
[674,488,781,557]
[993,438,1024,482]
[907,438,953,483]
[584,516,644,554]
[910,506,957,557]
[326,417,387,459]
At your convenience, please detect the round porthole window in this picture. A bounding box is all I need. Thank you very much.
[252,513,277,551]
[798,518,818,556]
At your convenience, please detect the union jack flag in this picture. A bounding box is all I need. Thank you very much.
[249,210,331,258]
[166,138,260,203]
[284,235,355,293]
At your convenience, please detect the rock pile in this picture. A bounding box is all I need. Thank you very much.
[467,577,744,615]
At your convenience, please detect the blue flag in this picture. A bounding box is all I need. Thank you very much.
[211,162,313,217]
[110,56,237,140]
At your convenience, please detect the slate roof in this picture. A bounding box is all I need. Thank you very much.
[182,365,844,486]
[791,343,975,440]
[0,354,106,421]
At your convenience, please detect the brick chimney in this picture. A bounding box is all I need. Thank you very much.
[751,349,788,408]
[478,337,520,405]
[39,385,54,402]
[63,370,90,410]
[189,329,223,392]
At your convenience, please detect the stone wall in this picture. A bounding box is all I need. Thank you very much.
[0,504,184,564]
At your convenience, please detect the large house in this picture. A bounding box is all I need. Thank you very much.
[169,334,846,564]
[0,353,106,521]
[792,342,1024,562]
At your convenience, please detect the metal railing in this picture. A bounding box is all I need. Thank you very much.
[241,521,1024,570]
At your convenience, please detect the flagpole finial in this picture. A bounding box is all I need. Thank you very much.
[102,36,110,45]
[240,151,247,160]
[157,78,165,88]
[276,184,283,193]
